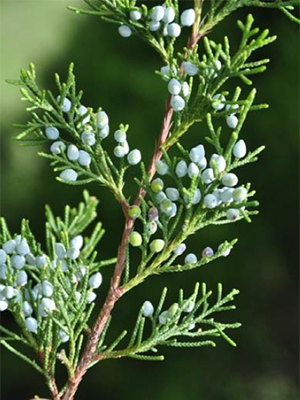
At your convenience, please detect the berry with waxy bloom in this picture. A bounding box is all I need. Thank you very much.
[130,10,142,21]
[45,126,59,140]
[184,253,197,264]
[59,329,70,343]
[156,192,166,203]
[176,160,188,178]
[128,205,141,219]
[118,25,132,37]
[78,105,90,124]
[11,255,25,269]
[67,247,80,260]
[220,188,234,203]
[0,300,8,312]
[222,173,238,187]
[226,104,239,112]
[88,291,97,304]
[210,154,226,173]
[146,221,158,235]
[142,301,154,317]
[2,240,16,254]
[167,23,181,37]
[188,163,199,178]
[218,243,231,257]
[155,160,169,175]
[183,61,198,76]
[114,146,126,158]
[149,21,161,31]
[202,247,214,258]
[233,187,247,202]
[99,125,110,139]
[122,141,130,155]
[26,253,36,266]
[166,188,179,202]
[159,310,169,325]
[163,7,175,23]
[25,317,38,333]
[170,95,185,111]
[184,300,195,313]
[97,111,109,129]
[182,81,190,97]
[198,157,207,170]
[227,114,239,129]
[189,188,201,205]
[23,301,33,317]
[127,149,141,165]
[55,243,66,259]
[150,239,165,253]
[212,94,226,110]
[201,168,214,184]
[129,232,142,247]
[70,235,83,250]
[150,5,165,21]
[36,255,47,268]
[0,249,7,264]
[60,169,78,182]
[0,265,7,280]
[4,286,15,299]
[67,144,79,161]
[39,298,56,317]
[160,65,177,80]
[42,281,54,297]
[226,208,240,221]
[190,145,205,164]
[57,96,71,112]
[181,9,196,26]
[168,78,181,95]
[212,189,223,205]
[174,243,186,256]
[16,271,28,286]
[89,272,103,289]
[114,129,127,143]
[204,194,218,209]
[51,141,66,155]
[16,238,30,256]
[81,132,96,146]
[78,150,91,166]
[233,139,247,158]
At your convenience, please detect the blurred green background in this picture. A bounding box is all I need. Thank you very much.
[0,1,299,399]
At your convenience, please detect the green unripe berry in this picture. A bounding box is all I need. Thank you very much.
[151,178,164,193]
[168,302,179,318]
[128,205,141,219]
[129,232,142,247]
[150,239,165,253]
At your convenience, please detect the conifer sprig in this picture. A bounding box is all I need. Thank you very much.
[1,1,299,399]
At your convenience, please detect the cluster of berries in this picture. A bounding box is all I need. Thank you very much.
[118,5,196,39]
[0,234,102,341]
[153,139,247,216]
[212,93,240,129]
[160,58,225,112]
[44,97,142,182]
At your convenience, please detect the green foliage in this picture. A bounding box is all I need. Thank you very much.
[98,283,241,362]
[0,191,115,381]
